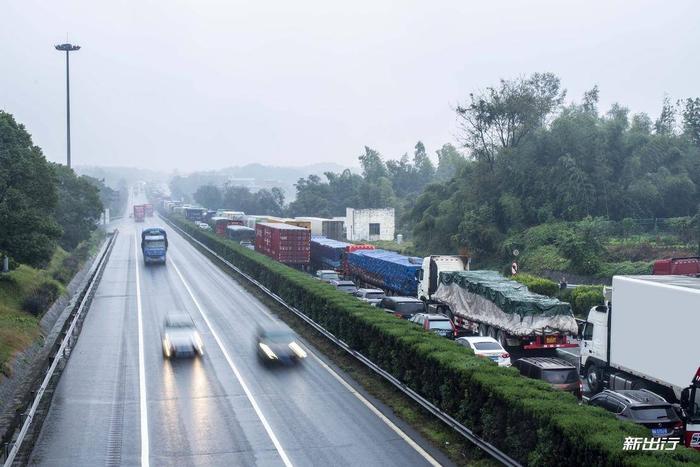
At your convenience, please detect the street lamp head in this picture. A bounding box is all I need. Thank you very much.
[55,43,81,52]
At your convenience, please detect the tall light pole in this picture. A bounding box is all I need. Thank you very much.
[55,43,80,168]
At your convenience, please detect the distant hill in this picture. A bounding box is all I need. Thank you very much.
[75,163,353,200]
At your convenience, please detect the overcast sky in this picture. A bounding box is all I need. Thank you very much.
[1,0,698,172]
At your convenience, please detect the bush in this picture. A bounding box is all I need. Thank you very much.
[22,281,61,316]
[165,213,700,466]
[568,285,604,317]
[511,273,559,297]
[597,261,652,278]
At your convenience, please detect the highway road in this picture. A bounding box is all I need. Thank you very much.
[27,194,449,466]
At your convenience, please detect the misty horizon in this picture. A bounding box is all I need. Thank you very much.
[2,0,699,172]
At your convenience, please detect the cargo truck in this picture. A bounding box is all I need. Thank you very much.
[418,256,578,351]
[141,227,168,264]
[346,249,422,296]
[144,203,154,217]
[653,256,700,276]
[134,204,146,222]
[255,222,310,265]
[579,275,700,450]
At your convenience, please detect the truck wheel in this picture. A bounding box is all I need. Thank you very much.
[586,363,602,394]
[496,330,509,349]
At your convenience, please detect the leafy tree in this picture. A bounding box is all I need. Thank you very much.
[193,184,222,209]
[455,72,565,168]
[0,111,61,267]
[435,143,465,181]
[52,164,103,250]
[654,95,677,135]
[680,97,700,146]
[358,146,388,181]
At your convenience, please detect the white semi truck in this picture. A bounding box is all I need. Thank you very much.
[579,275,700,450]
[418,256,579,351]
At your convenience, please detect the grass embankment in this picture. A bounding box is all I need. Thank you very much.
[0,231,104,377]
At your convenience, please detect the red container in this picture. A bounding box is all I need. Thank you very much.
[255,223,310,264]
[211,217,233,236]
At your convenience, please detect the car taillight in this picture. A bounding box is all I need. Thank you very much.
[501,353,510,358]
[673,421,684,431]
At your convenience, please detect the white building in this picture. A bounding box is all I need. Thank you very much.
[345,208,395,242]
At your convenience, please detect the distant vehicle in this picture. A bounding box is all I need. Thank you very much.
[410,313,457,338]
[418,257,578,352]
[256,325,307,365]
[316,270,340,283]
[330,279,358,294]
[377,296,425,319]
[652,256,700,276]
[133,204,146,222]
[161,314,204,359]
[196,221,211,230]
[513,357,582,399]
[588,389,684,438]
[456,336,511,366]
[141,227,168,264]
[240,240,255,250]
[144,203,154,217]
[353,288,385,305]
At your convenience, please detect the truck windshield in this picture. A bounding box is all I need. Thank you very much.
[630,406,678,422]
[145,240,166,248]
[541,369,578,384]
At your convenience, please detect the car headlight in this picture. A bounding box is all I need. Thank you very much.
[163,335,172,357]
[259,343,277,360]
[288,341,307,359]
[193,332,204,349]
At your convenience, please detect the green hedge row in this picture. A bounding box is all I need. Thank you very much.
[167,214,700,466]
[511,272,559,297]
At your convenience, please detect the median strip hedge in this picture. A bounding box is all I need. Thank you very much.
[167,213,700,466]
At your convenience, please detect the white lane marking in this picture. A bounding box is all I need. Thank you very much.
[133,234,150,467]
[165,225,440,465]
[310,353,441,466]
[169,259,294,467]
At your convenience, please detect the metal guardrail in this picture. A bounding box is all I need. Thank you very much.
[164,217,522,467]
[1,230,118,466]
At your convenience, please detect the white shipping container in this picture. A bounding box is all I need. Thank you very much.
[611,275,700,392]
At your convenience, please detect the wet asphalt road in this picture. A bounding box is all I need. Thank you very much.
[27,195,448,467]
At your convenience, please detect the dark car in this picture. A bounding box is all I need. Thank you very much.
[256,325,308,366]
[513,357,582,398]
[588,389,684,438]
[409,313,457,338]
[377,296,426,319]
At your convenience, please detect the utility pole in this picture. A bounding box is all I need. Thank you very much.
[55,43,80,168]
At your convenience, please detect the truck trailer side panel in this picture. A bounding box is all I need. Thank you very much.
[611,275,700,391]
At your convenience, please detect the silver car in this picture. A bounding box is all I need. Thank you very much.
[353,288,386,305]
[162,314,204,358]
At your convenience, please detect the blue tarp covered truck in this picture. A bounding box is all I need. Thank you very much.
[141,227,168,264]
[346,249,422,296]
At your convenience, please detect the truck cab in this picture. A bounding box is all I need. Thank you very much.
[417,255,469,302]
[141,228,168,265]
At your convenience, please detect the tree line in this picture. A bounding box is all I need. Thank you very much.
[189,142,466,229]
[0,111,105,268]
[408,73,700,261]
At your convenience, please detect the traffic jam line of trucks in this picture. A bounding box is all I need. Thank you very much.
[160,200,700,451]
